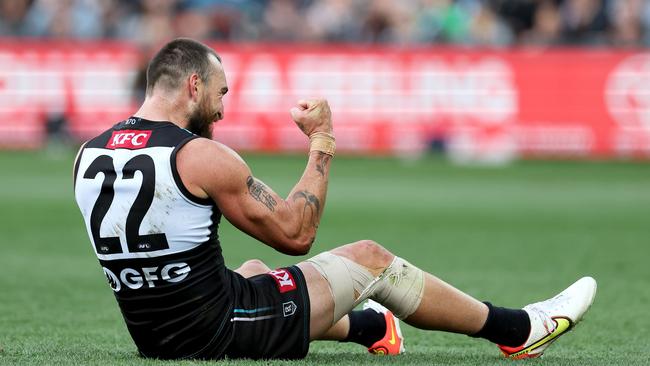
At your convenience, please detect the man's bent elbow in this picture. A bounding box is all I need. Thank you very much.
[278,235,314,256]
[277,222,315,255]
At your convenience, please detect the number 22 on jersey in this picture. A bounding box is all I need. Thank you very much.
[82,154,169,255]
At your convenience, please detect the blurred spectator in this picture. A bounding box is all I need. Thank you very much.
[468,3,513,46]
[414,0,472,44]
[608,0,645,47]
[22,0,105,39]
[2,0,649,48]
[305,0,360,42]
[0,0,32,36]
[174,4,214,40]
[559,0,608,45]
[491,0,537,39]
[361,0,411,43]
[262,0,308,41]
[102,0,140,39]
[520,0,562,46]
[129,0,176,45]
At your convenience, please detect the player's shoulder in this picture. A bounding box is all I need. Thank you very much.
[177,138,252,195]
[182,138,246,164]
[178,137,250,181]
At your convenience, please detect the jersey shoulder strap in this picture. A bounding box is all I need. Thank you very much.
[84,117,195,150]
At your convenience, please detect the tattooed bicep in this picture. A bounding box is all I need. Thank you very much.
[246,176,278,212]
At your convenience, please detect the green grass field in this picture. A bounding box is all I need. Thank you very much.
[1,151,649,365]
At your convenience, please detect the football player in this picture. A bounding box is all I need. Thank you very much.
[74,38,596,360]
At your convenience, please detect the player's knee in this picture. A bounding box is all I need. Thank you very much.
[241,259,270,273]
[308,241,424,322]
[333,240,394,274]
[354,240,394,267]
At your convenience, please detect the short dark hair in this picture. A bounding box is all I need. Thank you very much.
[146,38,221,95]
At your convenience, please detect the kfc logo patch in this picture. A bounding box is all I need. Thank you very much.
[106,130,152,149]
[268,269,296,293]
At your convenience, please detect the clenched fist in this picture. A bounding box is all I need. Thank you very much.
[290,99,333,137]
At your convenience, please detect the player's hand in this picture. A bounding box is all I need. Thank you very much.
[290,98,333,137]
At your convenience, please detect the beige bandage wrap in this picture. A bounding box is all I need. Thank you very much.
[309,132,336,156]
[307,252,425,324]
[307,252,373,322]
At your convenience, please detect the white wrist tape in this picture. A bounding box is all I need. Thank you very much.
[307,252,425,324]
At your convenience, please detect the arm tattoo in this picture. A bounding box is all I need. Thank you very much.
[314,152,331,177]
[247,176,277,212]
[292,190,321,228]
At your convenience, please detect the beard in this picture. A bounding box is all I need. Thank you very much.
[186,104,215,139]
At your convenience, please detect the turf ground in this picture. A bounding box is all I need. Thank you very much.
[1,150,649,365]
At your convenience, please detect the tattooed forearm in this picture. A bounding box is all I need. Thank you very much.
[314,152,331,177]
[292,190,321,228]
[247,176,277,212]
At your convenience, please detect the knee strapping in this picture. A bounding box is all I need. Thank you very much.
[369,256,426,318]
[307,252,425,324]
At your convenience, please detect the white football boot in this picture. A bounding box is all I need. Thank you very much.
[498,276,597,359]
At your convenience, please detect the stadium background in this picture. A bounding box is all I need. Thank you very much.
[1,1,649,365]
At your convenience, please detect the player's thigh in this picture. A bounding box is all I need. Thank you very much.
[296,261,336,340]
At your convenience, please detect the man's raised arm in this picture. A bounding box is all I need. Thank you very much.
[177,99,335,255]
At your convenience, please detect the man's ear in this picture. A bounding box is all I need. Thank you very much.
[188,73,200,100]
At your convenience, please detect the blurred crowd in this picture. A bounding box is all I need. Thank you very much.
[2,0,650,47]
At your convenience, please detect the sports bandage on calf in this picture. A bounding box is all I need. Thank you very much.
[309,132,336,156]
[307,252,425,324]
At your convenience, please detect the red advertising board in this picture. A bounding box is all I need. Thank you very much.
[1,40,649,158]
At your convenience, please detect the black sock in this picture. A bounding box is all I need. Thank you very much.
[471,302,531,347]
[341,309,386,348]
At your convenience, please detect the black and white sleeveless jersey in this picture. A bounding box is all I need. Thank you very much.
[74,117,233,359]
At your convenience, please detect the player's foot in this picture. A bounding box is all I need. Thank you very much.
[363,299,405,355]
[498,276,597,359]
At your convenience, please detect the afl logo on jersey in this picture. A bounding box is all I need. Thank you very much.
[106,130,152,149]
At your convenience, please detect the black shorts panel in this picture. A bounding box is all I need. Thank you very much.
[224,265,311,360]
